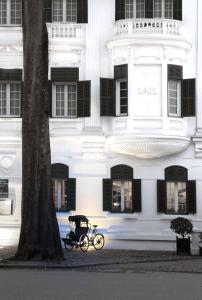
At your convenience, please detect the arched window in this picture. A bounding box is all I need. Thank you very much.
[51,164,76,212]
[103,165,141,213]
[157,166,196,215]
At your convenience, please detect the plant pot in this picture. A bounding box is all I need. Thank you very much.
[176,237,190,255]
[199,243,202,256]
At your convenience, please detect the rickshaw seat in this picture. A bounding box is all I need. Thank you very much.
[75,227,88,241]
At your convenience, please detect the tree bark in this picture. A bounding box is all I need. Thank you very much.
[16,0,64,260]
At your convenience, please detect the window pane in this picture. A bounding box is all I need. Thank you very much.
[120,81,128,115]
[11,0,22,25]
[136,0,145,18]
[168,80,178,116]
[0,0,7,25]
[53,0,63,22]
[53,179,66,212]
[66,0,77,23]
[112,180,132,213]
[125,0,134,19]
[67,84,77,117]
[154,0,162,18]
[0,83,7,115]
[166,181,187,214]
[56,85,65,116]
[10,83,21,116]
[165,0,173,19]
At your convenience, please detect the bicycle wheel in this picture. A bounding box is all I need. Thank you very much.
[64,234,74,251]
[79,234,89,252]
[93,233,105,250]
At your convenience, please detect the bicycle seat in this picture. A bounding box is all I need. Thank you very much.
[93,225,98,228]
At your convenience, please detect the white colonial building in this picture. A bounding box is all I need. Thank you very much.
[0,0,202,251]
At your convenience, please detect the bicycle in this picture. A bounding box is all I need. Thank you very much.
[88,224,105,250]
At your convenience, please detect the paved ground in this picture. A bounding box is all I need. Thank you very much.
[1,246,202,274]
[0,270,202,300]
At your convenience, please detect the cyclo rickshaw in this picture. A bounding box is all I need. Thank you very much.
[62,215,105,252]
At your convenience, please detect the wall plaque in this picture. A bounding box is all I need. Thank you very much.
[0,179,8,198]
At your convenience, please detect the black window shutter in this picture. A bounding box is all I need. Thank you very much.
[173,0,182,21]
[20,82,23,117]
[103,179,112,212]
[51,68,79,82]
[132,179,142,213]
[115,0,125,21]
[114,64,128,80]
[111,165,133,180]
[0,69,22,81]
[181,79,195,117]
[44,0,52,23]
[168,65,183,80]
[100,78,115,116]
[187,180,196,214]
[21,0,24,25]
[66,179,76,211]
[145,0,153,18]
[48,80,52,117]
[157,180,167,213]
[77,0,88,23]
[77,81,91,117]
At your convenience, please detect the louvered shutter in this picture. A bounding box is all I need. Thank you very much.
[114,64,128,80]
[145,0,153,18]
[173,0,182,21]
[48,80,52,117]
[20,82,23,117]
[44,0,52,23]
[66,179,76,211]
[132,179,142,213]
[100,78,115,116]
[77,81,91,117]
[51,68,79,82]
[187,180,196,214]
[181,79,195,117]
[21,0,24,24]
[111,165,133,180]
[115,0,125,21]
[157,180,167,213]
[103,179,112,212]
[0,69,22,81]
[168,65,183,80]
[77,0,88,23]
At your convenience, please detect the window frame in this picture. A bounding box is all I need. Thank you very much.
[52,82,77,118]
[0,81,21,117]
[112,179,133,213]
[153,0,173,19]
[166,180,187,215]
[168,79,181,117]
[52,0,77,23]
[0,0,22,26]
[116,79,128,117]
[125,0,145,19]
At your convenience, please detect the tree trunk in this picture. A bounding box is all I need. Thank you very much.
[16,0,64,260]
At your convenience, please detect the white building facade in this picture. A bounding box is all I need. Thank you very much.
[0,0,202,251]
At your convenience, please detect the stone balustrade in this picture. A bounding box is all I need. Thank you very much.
[47,23,82,39]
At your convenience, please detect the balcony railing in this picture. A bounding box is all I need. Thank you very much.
[115,19,182,37]
[47,23,82,39]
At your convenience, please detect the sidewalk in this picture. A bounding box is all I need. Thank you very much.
[1,246,202,273]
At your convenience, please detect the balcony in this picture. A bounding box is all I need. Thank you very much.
[47,23,82,40]
[115,18,182,37]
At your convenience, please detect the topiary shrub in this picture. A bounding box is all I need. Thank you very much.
[170,217,193,239]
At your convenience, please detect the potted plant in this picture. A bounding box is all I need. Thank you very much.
[170,217,193,255]
[199,233,202,256]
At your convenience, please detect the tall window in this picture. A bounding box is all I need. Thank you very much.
[116,80,128,116]
[0,83,21,117]
[125,0,145,18]
[168,80,181,117]
[112,180,132,212]
[166,181,186,214]
[53,83,77,118]
[53,0,77,23]
[0,0,22,25]
[153,0,173,19]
